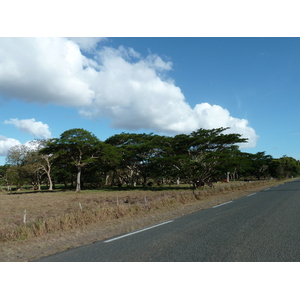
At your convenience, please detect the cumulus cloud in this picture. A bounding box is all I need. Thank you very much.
[4,118,51,139]
[0,37,258,148]
[0,37,95,106]
[68,37,106,52]
[0,135,21,156]
[193,103,257,148]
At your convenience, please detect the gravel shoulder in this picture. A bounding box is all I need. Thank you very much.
[0,179,291,262]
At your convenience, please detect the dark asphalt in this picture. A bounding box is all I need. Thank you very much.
[35,179,300,262]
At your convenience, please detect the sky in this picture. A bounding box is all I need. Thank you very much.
[1,0,300,167]
[1,36,300,165]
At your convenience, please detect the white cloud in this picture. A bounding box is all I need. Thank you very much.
[0,37,95,107]
[0,135,21,156]
[0,37,258,148]
[4,118,51,139]
[0,136,46,158]
[68,37,106,52]
[194,103,258,148]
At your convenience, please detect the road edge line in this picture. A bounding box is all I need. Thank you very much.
[104,220,174,243]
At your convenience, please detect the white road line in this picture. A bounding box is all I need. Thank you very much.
[213,201,233,208]
[104,220,174,243]
[264,188,270,191]
[247,193,257,197]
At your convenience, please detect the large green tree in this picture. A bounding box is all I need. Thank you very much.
[188,128,247,185]
[0,164,12,190]
[269,156,300,179]
[247,152,273,180]
[105,132,161,186]
[5,144,37,189]
[41,129,102,192]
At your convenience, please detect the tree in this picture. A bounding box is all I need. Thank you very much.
[5,144,34,189]
[80,142,121,188]
[41,129,102,192]
[269,156,300,179]
[0,164,12,190]
[105,128,248,188]
[153,134,191,184]
[248,152,273,180]
[27,139,55,190]
[174,128,247,187]
[105,133,162,186]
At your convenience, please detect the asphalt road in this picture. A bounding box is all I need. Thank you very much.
[35,179,300,262]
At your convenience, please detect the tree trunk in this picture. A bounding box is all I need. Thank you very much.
[76,166,81,192]
[105,174,110,186]
[142,174,147,187]
[226,172,230,183]
[132,174,137,187]
[44,157,53,190]
[47,171,53,190]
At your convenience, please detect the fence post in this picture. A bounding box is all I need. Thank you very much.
[227,172,230,183]
[23,209,27,225]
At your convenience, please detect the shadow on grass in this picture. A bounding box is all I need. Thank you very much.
[89,184,196,192]
[7,190,67,195]
[5,183,208,195]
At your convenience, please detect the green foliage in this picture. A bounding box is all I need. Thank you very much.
[5,144,43,189]
[239,152,273,180]
[41,129,103,192]
[105,132,163,185]
[2,127,300,191]
[269,156,300,179]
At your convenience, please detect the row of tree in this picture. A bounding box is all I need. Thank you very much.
[1,127,300,192]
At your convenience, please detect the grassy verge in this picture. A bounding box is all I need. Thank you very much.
[0,179,289,244]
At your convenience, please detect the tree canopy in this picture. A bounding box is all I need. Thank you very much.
[1,127,299,191]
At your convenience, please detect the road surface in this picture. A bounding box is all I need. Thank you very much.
[35,179,300,261]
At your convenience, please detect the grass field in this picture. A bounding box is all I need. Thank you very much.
[0,180,283,243]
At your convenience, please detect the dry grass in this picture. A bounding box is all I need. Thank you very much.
[0,180,280,243]
[1,178,296,261]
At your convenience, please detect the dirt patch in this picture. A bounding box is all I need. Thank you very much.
[0,179,290,261]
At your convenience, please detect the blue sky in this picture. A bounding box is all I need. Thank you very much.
[1,37,300,165]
